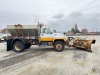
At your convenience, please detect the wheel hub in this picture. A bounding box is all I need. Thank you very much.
[15,44,21,51]
[56,44,62,50]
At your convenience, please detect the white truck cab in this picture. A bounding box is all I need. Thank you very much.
[40,25,66,42]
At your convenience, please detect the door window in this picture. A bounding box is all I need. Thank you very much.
[42,28,51,34]
[42,28,47,34]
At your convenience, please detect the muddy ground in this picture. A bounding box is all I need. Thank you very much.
[0,35,100,75]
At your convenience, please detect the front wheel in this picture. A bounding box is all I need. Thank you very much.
[13,41,25,52]
[54,41,64,52]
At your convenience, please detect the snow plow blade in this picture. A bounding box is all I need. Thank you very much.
[73,38,96,52]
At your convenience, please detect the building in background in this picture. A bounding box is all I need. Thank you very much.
[81,28,88,34]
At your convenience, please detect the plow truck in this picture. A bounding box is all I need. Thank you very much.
[6,24,96,52]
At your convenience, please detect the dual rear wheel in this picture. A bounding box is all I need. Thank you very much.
[13,41,31,52]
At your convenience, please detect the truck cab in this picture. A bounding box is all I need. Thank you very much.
[40,25,66,42]
[39,25,67,51]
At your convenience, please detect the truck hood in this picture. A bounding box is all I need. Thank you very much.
[54,33,66,38]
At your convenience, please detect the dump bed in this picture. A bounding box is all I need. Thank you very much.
[7,25,39,39]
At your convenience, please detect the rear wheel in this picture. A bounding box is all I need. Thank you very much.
[13,41,25,52]
[54,41,64,52]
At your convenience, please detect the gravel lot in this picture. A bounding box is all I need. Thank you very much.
[0,35,100,75]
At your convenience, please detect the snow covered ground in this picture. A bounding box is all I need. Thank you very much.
[0,35,100,75]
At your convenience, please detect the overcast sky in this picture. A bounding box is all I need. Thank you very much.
[0,0,100,32]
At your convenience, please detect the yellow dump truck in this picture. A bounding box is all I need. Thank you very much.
[6,24,95,52]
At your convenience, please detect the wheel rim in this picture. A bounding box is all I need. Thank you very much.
[15,44,21,51]
[56,44,62,50]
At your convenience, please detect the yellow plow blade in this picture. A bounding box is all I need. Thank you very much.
[73,38,96,52]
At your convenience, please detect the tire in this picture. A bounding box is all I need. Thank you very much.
[13,41,25,52]
[26,43,31,49]
[54,41,64,52]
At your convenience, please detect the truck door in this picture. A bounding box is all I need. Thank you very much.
[40,27,54,42]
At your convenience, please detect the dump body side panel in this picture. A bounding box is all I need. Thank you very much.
[7,25,39,39]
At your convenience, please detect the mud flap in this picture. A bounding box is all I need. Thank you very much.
[6,39,13,51]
